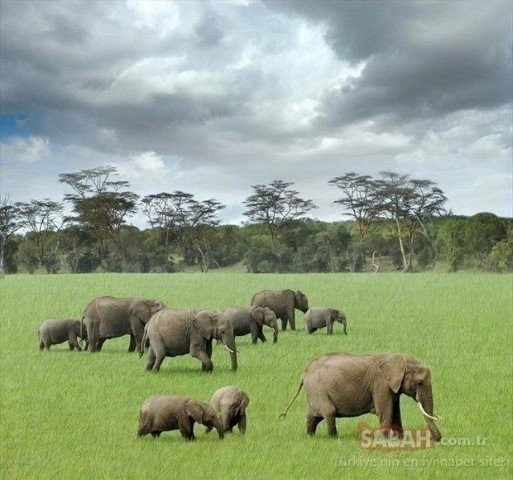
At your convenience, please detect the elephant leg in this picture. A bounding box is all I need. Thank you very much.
[150,431,161,437]
[151,346,166,373]
[238,413,247,434]
[95,338,106,352]
[178,416,195,440]
[307,326,316,334]
[128,334,136,352]
[326,321,334,335]
[86,322,97,352]
[280,318,288,331]
[146,347,156,371]
[192,349,213,373]
[391,396,403,437]
[39,339,44,350]
[257,329,267,343]
[325,413,337,437]
[374,391,395,435]
[307,415,323,436]
[289,310,296,331]
[68,331,82,351]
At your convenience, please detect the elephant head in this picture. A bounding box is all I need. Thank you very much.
[132,299,166,324]
[294,291,309,313]
[251,306,278,343]
[184,399,224,438]
[194,311,238,371]
[384,355,442,442]
[331,309,347,335]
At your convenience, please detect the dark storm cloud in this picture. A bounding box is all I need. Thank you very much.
[268,0,512,127]
[1,0,511,219]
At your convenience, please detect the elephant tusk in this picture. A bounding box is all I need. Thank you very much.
[220,343,237,354]
[417,401,442,420]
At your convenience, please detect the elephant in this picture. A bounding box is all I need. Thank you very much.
[38,319,88,351]
[223,306,279,343]
[140,308,237,373]
[137,395,224,441]
[250,289,309,331]
[279,352,442,441]
[305,308,347,335]
[207,386,249,434]
[82,296,165,353]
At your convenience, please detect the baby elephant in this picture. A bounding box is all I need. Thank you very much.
[38,319,88,350]
[208,386,249,434]
[138,395,224,441]
[305,308,347,335]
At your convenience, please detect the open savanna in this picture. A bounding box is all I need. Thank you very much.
[0,273,511,480]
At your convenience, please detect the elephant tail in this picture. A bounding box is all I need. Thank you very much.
[139,324,148,357]
[80,315,84,346]
[278,380,303,421]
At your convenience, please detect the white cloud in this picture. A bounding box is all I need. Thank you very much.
[1,136,51,163]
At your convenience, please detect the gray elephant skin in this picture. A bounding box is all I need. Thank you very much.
[224,306,279,343]
[38,319,87,351]
[83,296,165,352]
[138,395,224,440]
[207,386,250,434]
[280,352,442,441]
[141,308,237,373]
[250,289,309,331]
[305,308,347,335]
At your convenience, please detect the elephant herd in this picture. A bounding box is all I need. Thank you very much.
[37,288,442,443]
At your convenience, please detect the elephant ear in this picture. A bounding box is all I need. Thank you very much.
[185,400,205,423]
[132,301,151,323]
[382,355,407,394]
[251,307,264,326]
[193,311,214,340]
[330,309,339,321]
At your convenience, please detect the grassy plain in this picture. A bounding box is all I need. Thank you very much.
[0,273,512,479]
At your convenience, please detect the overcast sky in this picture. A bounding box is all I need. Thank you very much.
[1,0,511,225]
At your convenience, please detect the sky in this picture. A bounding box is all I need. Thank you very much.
[0,0,511,225]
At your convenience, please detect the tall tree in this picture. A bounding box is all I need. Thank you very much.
[141,193,176,256]
[15,199,63,271]
[243,180,316,248]
[0,197,21,277]
[59,166,138,262]
[328,173,378,236]
[375,171,446,271]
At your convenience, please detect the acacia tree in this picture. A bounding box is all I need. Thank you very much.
[375,172,446,271]
[0,197,21,277]
[59,166,138,262]
[141,193,177,257]
[329,173,378,236]
[15,199,63,272]
[243,180,316,249]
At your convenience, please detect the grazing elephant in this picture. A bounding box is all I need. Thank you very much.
[250,289,309,331]
[138,395,224,441]
[280,352,442,441]
[141,309,237,373]
[305,308,347,335]
[207,386,249,434]
[83,296,165,353]
[223,306,279,343]
[38,319,88,351]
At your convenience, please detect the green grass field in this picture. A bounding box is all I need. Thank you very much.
[1,273,512,479]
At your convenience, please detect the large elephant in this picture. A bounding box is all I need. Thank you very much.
[305,308,347,335]
[223,306,279,343]
[138,395,224,440]
[280,352,442,441]
[250,289,309,331]
[83,296,165,352]
[207,386,249,434]
[140,309,237,373]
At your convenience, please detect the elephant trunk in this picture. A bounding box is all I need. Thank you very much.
[270,321,279,343]
[417,386,442,442]
[222,334,237,371]
[211,417,224,439]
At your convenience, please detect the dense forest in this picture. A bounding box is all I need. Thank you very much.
[1,167,511,275]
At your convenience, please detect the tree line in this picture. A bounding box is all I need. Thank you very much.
[1,167,511,275]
